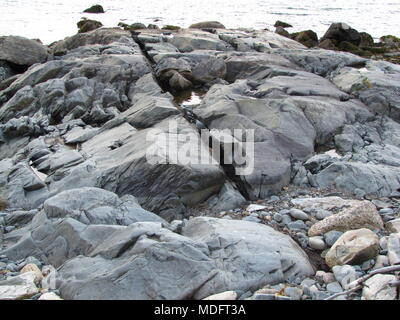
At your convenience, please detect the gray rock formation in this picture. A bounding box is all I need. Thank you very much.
[0,36,48,66]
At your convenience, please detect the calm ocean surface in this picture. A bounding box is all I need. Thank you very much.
[1,0,400,44]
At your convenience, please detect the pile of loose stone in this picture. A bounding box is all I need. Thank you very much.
[0,254,61,300]
[208,186,400,300]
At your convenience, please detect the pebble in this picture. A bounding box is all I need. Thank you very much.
[281,215,292,226]
[332,265,357,289]
[320,249,329,258]
[4,226,15,233]
[289,208,309,221]
[361,259,375,271]
[324,230,343,247]
[284,287,303,300]
[252,294,276,300]
[268,196,280,202]
[242,216,261,223]
[372,255,389,270]
[379,237,388,250]
[301,278,316,288]
[287,220,307,231]
[315,209,332,220]
[316,271,336,284]
[326,281,343,294]
[273,212,283,223]
[308,236,326,250]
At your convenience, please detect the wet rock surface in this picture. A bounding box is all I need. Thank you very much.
[0,24,399,300]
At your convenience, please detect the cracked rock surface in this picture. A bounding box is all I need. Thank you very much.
[0,26,399,300]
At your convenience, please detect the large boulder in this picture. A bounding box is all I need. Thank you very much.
[325,228,380,268]
[77,19,103,33]
[320,23,361,46]
[290,30,318,48]
[83,4,105,14]
[50,28,133,54]
[308,201,384,236]
[169,30,233,52]
[0,36,48,66]
[54,217,313,299]
[181,217,315,297]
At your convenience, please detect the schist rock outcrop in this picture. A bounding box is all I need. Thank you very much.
[0,21,399,300]
[274,21,400,64]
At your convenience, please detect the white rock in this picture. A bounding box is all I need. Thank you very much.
[362,274,397,300]
[386,218,400,233]
[308,236,326,250]
[325,228,379,268]
[0,272,39,300]
[203,291,237,300]
[387,233,400,266]
[246,204,267,212]
[38,292,63,300]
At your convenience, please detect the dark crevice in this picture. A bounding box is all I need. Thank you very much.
[130,32,251,202]
[4,60,30,75]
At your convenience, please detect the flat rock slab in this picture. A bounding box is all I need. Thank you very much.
[52,217,314,300]
[182,217,314,298]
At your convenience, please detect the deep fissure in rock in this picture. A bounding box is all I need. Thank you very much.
[131,32,252,201]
